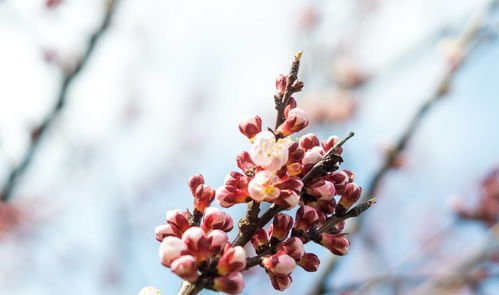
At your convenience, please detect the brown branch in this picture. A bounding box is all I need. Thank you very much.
[0,0,121,202]
[301,131,355,186]
[275,51,303,129]
[307,3,497,295]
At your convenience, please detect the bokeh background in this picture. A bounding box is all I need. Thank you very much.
[0,0,498,294]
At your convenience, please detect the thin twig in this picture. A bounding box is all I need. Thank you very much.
[0,0,121,202]
[307,2,497,294]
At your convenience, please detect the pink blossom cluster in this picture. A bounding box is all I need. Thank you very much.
[147,55,370,294]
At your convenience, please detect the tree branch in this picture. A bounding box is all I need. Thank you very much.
[0,0,121,202]
[307,2,498,294]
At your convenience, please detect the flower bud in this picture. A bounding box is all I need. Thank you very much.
[275,74,287,95]
[320,233,350,255]
[251,228,269,254]
[236,151,257,176]
[268,272,292,291]
[224,171,249,189]
[284,97,297,118]
[326,170,350,194]
[238,115,262,140]
[262,251,296,276]
[287,142,305,163]
[299,133,320,151]
[322,136,343,155]
[294,205,319,231]
[297,253,320,272]
[155,223,180,242]
[277,108,309,137]
[337,182,362,215]
[213,272,244,294]
[216,185,250,208]
[307,180,336,201]
[302,146,324,166]
[159,236,188,267]
[275,189,300,209]
[137,287,161,295]
[276,176,304,194]
[182,227,210,262]
[207,229,229,254]
[171,255,199,282]
[250,131,289,171]
[217,245,247,275]
[202,207,233,233]
[269,214,293,242]
[193,184,215,213]
[187,175,204,195]
[277,237,304,260]
[166,210,191,234]
[317,198,337,215]
[248,171,281,202]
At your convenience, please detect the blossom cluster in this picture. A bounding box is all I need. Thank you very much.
[146,53,371,294]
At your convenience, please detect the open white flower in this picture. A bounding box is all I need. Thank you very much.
[250,131,288,171]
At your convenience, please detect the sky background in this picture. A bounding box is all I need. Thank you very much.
[0,0,498,294]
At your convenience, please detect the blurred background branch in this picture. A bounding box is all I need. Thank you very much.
[0,0,120,202]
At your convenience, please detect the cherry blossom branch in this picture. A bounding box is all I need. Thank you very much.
[307,3,498,295]
[152,52,374,295]
[245,198,376,269]
[0,0,121,202]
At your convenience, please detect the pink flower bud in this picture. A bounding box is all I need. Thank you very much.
[284,97,297,117]
[343,169,356,182]
[326,170,350,194]
[320,233,350,255]
[322,136,343,155]
[216,185,249,208]
[268,272,292,291]
[207,229,229,254]
[287,142,305,163]
[262,251,296,276]
[251,228,269,254]
[155,224,180,241]
[182,227,210,262]
[202,207,233,233]
[275,74,287,95]
[236,151,257,176]
[159,236,188,267]
[337,183,362,215]
[275,189,300,209]
[224,172,249,192]
[317,198,337,214]
[238,115,262,140]
[276,176,304,194]
[166,210,191,234]
[248,171,281,202]
[300,133,320,151]
[187,175,204,195]
[277,237,304,260]
[307,180,336,201]
[217,245,247,275]
[298,253,320,272]
[269,214,293,242]
[171,255,199,282]
[137,287,161,295]
[294,205,319,231]
[302,146,324,166]
[277,108,309,137]
[213,272,244,294]
[286,162,302,177]
[250,131,289,171]
[192,184,215,213]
